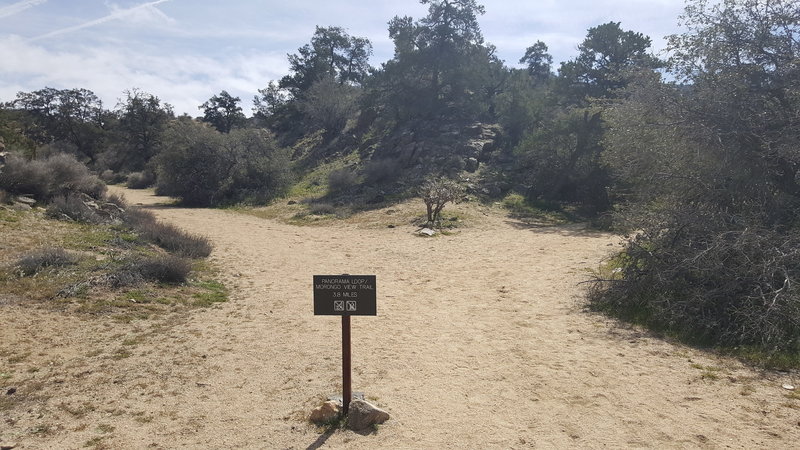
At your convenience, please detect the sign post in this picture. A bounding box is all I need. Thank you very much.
[313,275,376,414]
[341,315,351,413]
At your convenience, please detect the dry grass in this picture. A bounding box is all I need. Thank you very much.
[0,204,227,441]
[0,205,225,309]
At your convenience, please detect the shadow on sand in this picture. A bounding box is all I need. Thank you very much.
[503,217,612,238]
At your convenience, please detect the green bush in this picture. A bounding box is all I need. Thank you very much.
[154,121,292,206]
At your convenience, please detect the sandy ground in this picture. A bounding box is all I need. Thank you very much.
[2,186,799,449]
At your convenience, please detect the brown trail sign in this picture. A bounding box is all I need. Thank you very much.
[313,275,376,414]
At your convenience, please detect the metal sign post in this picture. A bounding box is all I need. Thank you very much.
[342,315,352,413]
[313,275,376,415]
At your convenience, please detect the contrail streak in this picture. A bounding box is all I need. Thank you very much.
[29,0,171,42]
[0,0,47,19]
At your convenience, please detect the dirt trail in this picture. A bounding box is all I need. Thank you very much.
[9,187,800,448]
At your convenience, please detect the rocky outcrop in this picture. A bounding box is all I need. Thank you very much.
[367,122,502,173]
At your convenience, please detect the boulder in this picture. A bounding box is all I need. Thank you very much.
[346,399,390,431]
[309,400,341,423]
[15,196,35,205]
[465,157,479,173]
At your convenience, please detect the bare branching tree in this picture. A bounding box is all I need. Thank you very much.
[419,177,464,226]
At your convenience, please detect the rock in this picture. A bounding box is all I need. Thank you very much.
[309,400,341,423]
[287,200,297,205]
[5,387,16,395]
[15,196,35,205]
[1,442,17,450]
[418,228,436,236]
[460,142,482,158]
[465,157,479,172]
[783,384,796,390]
[387,224,396,228]
[346,399,390,431]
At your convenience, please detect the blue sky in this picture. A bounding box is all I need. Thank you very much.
[0,0,687,116]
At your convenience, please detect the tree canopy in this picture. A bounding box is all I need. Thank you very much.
[199,90,246,134]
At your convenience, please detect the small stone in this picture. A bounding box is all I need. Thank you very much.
[782,384,795,390]
[15,196,35,205]
[309,400,341,423]
[287,200,297,205]
[1,442,17,450]
[418,228,436,236]
[387,224,396,228]
[346,399,389,431]
[5,387,16,395]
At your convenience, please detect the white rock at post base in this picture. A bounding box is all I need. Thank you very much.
[346,399,390,431]
[309,400,341,423]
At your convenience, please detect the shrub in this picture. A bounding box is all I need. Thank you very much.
[155,121,292,206]
[419,177,464,226]
[46,194,100,223]
[133,255,191,284]
[0,154,50,200]
[327,168,357,194]
[0,154,105,201]
[46,153,106,199]
[590,225,800,354]
[363,158,402,186]
[105,193,128,210]
[105,268,144,288]
[126,171,155,189]
[122,205,157,228]
[99,169,121,184]
[309,202,337,215]
[108,255,192,286]
[15,247,77,276]
[135,218,212,258]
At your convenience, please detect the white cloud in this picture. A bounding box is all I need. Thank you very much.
[0,0,46,19]
[0,34,288,115]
